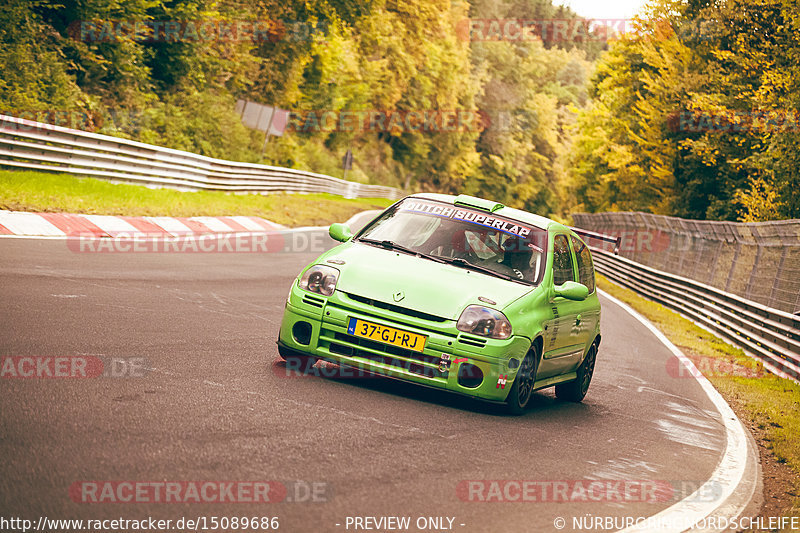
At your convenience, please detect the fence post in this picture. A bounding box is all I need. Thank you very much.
[661,216,674,271]
[709,240,724,286]
[795,284,800,315]
[770,247,788,309]
[725,234,743,293]
[690,225,705,281]
[746,244,763,301]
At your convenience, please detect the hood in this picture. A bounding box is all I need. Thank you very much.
[326,242,533,320]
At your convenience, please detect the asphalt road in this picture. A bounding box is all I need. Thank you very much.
[0,218,730,533]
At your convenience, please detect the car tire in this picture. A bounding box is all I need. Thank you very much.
[277,344,317,373]
[506,343,540,415]
[555,342,597,402]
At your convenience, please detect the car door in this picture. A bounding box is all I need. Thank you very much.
[571,235,600,350]
[539,233,587,377]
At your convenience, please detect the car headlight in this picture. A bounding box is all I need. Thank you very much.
[456,305,512,339]
[299,265,339,296]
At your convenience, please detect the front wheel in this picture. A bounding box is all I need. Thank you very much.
[506,344,540,415]
[555,343,597,402]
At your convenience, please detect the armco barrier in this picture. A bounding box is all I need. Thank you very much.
[0,114,403,200]
[587,246,800,382]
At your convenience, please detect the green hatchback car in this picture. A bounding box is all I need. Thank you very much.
[277,193,601,413]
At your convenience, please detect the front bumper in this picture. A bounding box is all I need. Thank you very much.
[277,286,531,402]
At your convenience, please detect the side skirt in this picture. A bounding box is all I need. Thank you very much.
[533,371,578,391]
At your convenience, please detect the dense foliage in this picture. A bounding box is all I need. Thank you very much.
[0,0,598,220]
[2,0,796,220]
[570,0,800,221]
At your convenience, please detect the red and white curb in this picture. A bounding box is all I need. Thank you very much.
[0,210,283,238]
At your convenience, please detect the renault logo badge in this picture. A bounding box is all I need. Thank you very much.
[393,291,405,302]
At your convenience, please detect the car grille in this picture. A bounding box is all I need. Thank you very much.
[344,293,449,323]
[302,294,325,308]
[320,330,448,380]
[458,334,487,348]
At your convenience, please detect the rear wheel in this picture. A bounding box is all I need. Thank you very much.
[555,343,597,402]
[277,344,317,373]
[506,343,540,415]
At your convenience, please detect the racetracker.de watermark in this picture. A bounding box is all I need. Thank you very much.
[273,357,484,381]
[69,480,330,504]
[666,355,765,379]
[582,229,671,254]
[69,19,328,43]
[1,110,141,133]
[456,19,632,42]
[0,356,149,379]
[668,109,800,134]
[67,231,333,254]
[615,230,670,253]
[287,110,490,133]
[457,479,723,503]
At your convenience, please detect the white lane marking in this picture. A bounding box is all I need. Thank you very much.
[599,289,755,533]
[81,214,139,234]
[0,212,65,235]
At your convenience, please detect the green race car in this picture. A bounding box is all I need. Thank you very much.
[277,193,601,414]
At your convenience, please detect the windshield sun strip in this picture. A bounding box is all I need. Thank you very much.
[398,207,538,240]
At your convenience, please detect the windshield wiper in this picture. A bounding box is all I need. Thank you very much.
[359,239,446,263]
[432,256,518,282]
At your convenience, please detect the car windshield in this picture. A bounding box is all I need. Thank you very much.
[357,198,548,285]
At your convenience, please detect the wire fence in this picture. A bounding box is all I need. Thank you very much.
[572,212,800,315]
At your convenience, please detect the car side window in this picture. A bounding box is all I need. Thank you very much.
[571,236,596,294]
[552,234,575,286]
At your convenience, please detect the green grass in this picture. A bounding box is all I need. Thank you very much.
[0,170,395,227]
[597,275,800,525]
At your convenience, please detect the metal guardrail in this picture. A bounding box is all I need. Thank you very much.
[0,114,403,200]
[588,246,800,382]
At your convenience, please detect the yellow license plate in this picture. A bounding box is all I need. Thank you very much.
[347,318,427,352]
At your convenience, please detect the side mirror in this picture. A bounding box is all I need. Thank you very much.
[329,223,353,242]
[554,281,589,301]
